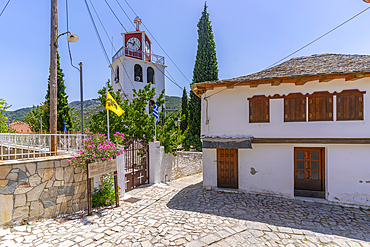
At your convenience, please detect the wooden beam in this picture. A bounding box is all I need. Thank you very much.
[205,85,214,90]
[250,82,259,88]
[252,138,370,144]
[319,77,334,83]
[346,73,366,81]
[295,80,308,86]
[345,75,356,81]
[271,80,282,86]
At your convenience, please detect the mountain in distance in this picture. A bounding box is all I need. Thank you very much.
[165,96,181,115]
[4,107,32,122]
[4,96,182,123]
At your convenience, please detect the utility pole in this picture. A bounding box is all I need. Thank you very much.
[79,62,84,135]
[50,0,58,154]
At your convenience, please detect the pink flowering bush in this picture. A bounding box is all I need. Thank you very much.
[68,132,125,173]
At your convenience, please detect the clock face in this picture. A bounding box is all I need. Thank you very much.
[145,41,150,53]
[126,37,141,50]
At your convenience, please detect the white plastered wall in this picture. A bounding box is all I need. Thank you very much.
[201,78,370,138]
[111,56,166,99]
[201,77,370,207]
[202,144,370,206]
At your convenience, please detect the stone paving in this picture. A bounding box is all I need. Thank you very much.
[0,173,369,247]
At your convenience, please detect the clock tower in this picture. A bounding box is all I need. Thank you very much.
[109,17,166,105]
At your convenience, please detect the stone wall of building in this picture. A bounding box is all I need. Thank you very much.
[0,155,87,225]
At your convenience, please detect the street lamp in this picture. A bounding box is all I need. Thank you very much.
[174,117,181,127]
[49,27,79,154]
[364,0,370,3]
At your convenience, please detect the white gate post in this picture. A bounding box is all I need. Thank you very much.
[117,147,125,197]
[149,141,164,184]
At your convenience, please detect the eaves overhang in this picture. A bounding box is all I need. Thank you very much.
[191,72,370,98]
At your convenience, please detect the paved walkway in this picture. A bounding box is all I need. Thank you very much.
[0,173,369,247]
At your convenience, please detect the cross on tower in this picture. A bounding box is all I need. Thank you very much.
[134,16,142,31]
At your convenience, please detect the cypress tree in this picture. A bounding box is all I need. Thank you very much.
[180,88,188,133]
[43,53,73,132]
[186,3,218,151]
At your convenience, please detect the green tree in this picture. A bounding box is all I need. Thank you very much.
[180,88,188,134]
[157,111,184,154]
[25,104,46,132]
[90,82,165,142]
[0,98,11,132]
[43,53,73,132]
[90,82,184,154]
[186,3,219,151]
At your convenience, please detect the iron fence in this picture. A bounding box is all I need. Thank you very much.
[0,133,91,161]
[112,47,165,65]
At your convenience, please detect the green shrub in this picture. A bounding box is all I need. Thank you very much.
[92,172,119,207]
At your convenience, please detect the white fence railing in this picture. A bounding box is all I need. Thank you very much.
[0,133,91,161]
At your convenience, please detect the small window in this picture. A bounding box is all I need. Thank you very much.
[147,67,154,84]
[134,64,143,82]
[336,89,365,121]
[308,91,333,121]
[115,66,119,83]
[248,95,269,123]
[284,93,306,122]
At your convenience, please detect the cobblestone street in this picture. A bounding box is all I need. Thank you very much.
[0,173,369,247]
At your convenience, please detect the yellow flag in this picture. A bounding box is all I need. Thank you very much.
[106,91,124,117]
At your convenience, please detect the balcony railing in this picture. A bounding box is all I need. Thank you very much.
[0,133,91,161]
[112,47,165,66]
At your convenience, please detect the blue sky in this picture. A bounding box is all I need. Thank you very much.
[1,0,370,110]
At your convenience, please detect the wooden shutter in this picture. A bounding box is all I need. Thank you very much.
[308,91,333,121]
[336,89,365,121]
[248,95,269,123]
[284,93,306,122]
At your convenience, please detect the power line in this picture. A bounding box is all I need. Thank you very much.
[114,0,136,30]
[84,0,111,65]
[101,0,183,91]
[66,0,79,71]
[104,0,128,33]
[122,0,191,84]
[84,0,129,101]
[205,6,370,100]
[266,6,370,69]
[0,0,11,17]
[88,0,136,94]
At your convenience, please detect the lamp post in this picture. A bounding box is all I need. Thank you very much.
[49,0,78,154]
[174,117,181,128]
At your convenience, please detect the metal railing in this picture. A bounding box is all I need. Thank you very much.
[112,47,165,65]
[0,133,91,161]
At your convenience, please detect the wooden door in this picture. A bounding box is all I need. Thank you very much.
[217,149,238,189]
[294,147,325,192]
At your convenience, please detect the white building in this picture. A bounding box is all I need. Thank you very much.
[109,17,166,107]
[192,54,370,207]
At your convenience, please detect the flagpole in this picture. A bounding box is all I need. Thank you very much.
[154,122,156,141]
[106,83,110,140]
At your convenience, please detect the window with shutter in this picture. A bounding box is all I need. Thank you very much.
[336,89,365,121]
[284,93,306,122]
[308,91,333,121]
[248,95,269,123]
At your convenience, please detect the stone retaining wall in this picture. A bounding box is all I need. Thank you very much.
[165,151,203,181]
[0,156,87,225]
[149,142,202,183]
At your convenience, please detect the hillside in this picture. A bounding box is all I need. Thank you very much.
[4,107,32,121]
[4,96,182,123]
[165,96,181,114]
